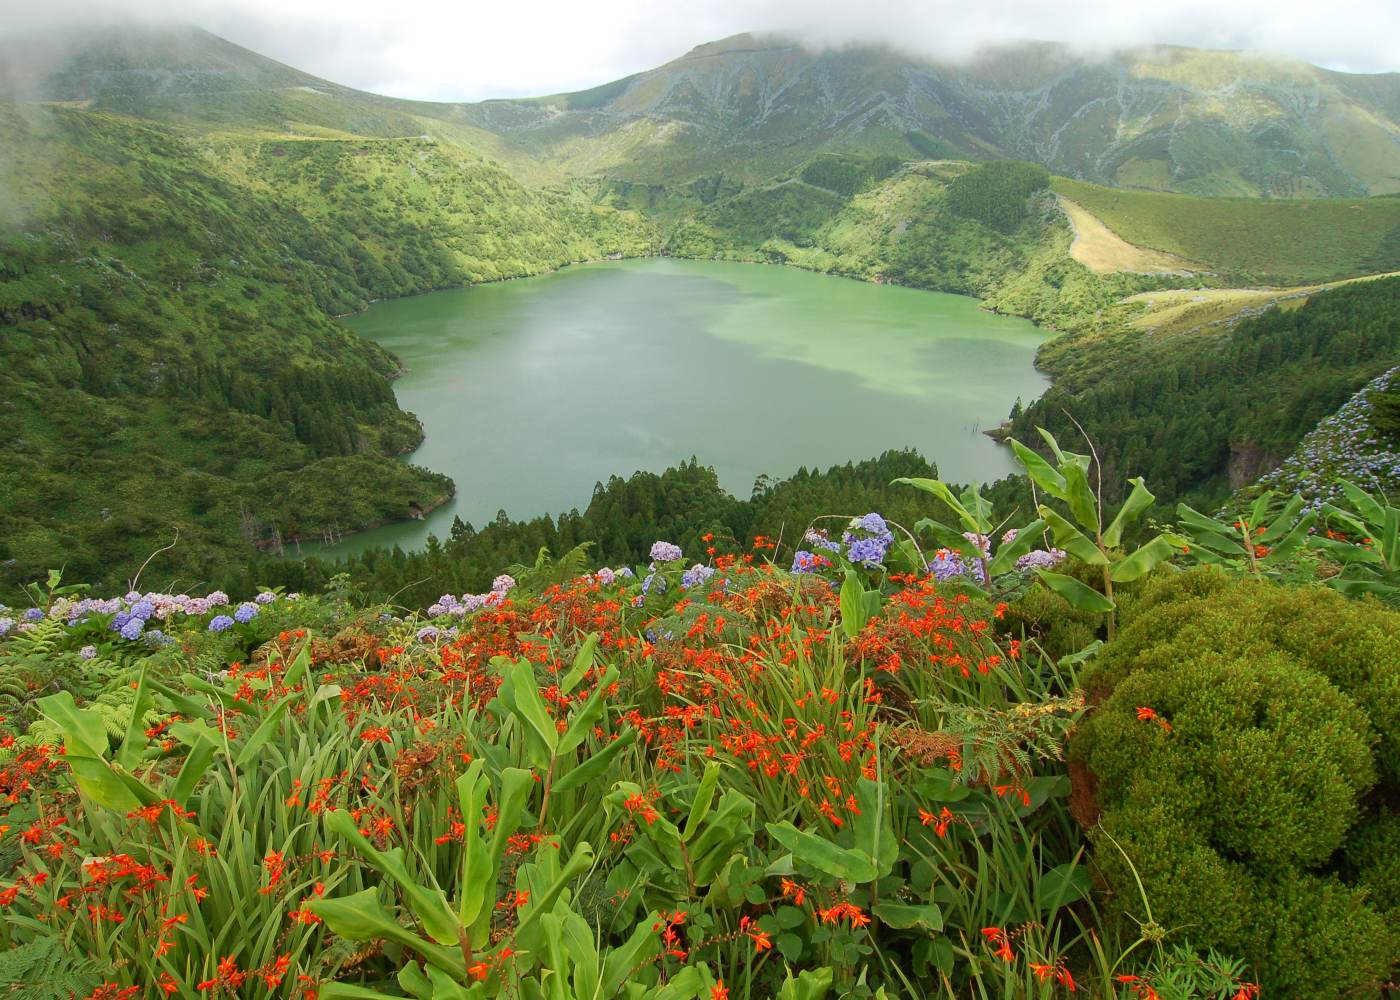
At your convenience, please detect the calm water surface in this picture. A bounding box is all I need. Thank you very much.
[315,259,1050,557]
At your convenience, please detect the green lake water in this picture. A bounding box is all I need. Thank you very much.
[314,258,1050,557]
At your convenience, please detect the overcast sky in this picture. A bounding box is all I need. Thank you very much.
[10,0,1400,101]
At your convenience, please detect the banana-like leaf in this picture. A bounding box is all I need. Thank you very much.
[987,518,1048,576]
[1038,507,1109,566]
[1339,480,1386,526]
[490,768,534,867]
[1060,462,1100,534]
[766,821,878,883]
[511,842,596,941]
[1008,440,1067,499]
[455,761,492,930]
[1257,494,1306,545]
[1260,512,1316,565]
[309,889,461,974]
[1103,478,1155,548]
[853,776,898,879]
[895,477,978,531]
[36,690,108,758]
[1110,535,1179,583]
[116,668,153,771]
[872,902,943,930]
[1034,570,1115,613]
[913,518,985,559]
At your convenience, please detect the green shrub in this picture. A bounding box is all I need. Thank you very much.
[1073,572,1400,998]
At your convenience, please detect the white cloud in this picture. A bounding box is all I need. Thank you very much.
[5,0,1400,101]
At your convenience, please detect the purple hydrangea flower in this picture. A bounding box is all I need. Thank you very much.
[233,603,258,624]
[79,645,97,660]
[0,617,14,637]
[23,608,43,622]
[416,626,440,643]
[649,541,683,563]
[206,591,230,607]
[682,564,715,589]
[858,513,889,536]
[119,617,145,641]
[255,591,277,605]
[491,574,516,595]
[595,567,617,586]
[129,599,155,621]
[791,550,828,574]
[803,529,843,553]
[846,536,890,567]
[208,615,235,633]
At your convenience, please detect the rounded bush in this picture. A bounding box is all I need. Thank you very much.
[1072,573,1400,998]
[1083,652,1373,869]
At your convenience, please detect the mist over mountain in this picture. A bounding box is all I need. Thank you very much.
[7,23,1400,196]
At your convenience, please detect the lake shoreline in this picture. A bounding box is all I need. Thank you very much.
[304,259,1052,560]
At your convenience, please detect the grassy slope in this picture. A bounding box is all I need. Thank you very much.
[1053,178,1400,284]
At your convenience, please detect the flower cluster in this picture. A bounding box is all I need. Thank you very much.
[1259,366,1400,505]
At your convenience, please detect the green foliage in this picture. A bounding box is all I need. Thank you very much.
[945,161,1050,233]
[1073,572,1400,998]
[0,936,103,999]
[1014,275,1400,515]
[1053,177,1400,283]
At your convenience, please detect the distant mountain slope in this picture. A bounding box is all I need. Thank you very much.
[464,35,1400,196]
[9,26,1400,197]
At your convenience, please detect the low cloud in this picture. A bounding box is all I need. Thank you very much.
[3,0,1399,102]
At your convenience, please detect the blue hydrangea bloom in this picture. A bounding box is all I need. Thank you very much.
[0,617,14,637]
[791,550,826,574]
[119,617,145,641]
[649,541,683,563]
[79,645,97,660]
[129,599,155,621]
[858,513,890,536]
[23,608,44,622]
[846,536,890,567]
[208,615,235,633]
[233,603,258,624]
[682,564,715,589]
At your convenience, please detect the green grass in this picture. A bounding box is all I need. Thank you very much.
[1053,177,1400,284]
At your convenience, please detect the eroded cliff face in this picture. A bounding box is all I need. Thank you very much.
[1229,440,1285,489]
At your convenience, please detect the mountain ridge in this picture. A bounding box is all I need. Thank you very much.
[7,24,1400,195]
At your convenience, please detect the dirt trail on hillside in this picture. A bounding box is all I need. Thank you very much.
[1057,195,1197,276]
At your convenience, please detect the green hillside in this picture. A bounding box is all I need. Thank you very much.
[0,101,650,594]
[1054,177,1400,283]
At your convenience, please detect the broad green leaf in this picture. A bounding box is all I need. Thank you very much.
[455,761,492,929]
[777,967,835,1000]
[559,633,599,694]
[512,842,596,941]
[1248,491,1275,533]
[233,697,293,768]
[170,736,218,810]
[1038,863,1091,914]
[1110,535,1180,583]
[36,691,109,758]
[1060,462,1100,533]
[281,643,313,691]
[895,477,977,531]
[766,821,878,883]
[853,776,898,879]
[916,769,971,802]
[397,964,434,1000]
[1034,570,1115,613]
[913,518,984,560]
[839,570,867,639]
[324,811,460,946]
[1339,480,1386,526]
[551,728,639,795]
[64,754,146,812]
[1008,440,1067,499]
[1257,494,1305,544]
[490,767,534,866]
[959,484,994,533]
[147,679,215,721]
[557,665,619,755]
[1176,503,1237,538]
[602,913,664,996]
[180,674,257,714]
[319,986,410,1000]
[309,890,460,974]
[873,902,943,930]
[683,760,721,841]
[1038,507,1108,566]
[505,660,559,755]
[1329,576,1400,598]
[1103,478,1155,548]
[116,668,153,771]
[1308,536,1382,566]
[1260,512,1316,566]
[987,518,1048,576]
